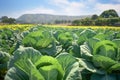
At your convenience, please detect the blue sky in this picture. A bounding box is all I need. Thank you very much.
[0,0,120,18]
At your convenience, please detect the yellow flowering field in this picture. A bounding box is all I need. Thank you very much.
[0,24,120,31]
[44,25,120,31]
[0,24,35,31]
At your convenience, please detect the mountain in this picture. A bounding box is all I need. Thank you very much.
[16,14,91,24]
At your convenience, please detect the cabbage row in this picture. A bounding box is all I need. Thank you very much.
[0,25,120,80]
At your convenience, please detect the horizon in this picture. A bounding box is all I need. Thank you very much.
[0,0,120,18]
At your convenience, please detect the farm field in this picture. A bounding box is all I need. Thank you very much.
[45,24,120,30]
[0,24,120,80]
[0,24,34,31]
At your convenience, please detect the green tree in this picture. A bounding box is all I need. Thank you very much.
[91,14,98,20]
[107,18,120,26]
[81,18,93,26]
[72,20,81,26]
[1,16,16,24]
[8,18,16,24]
[100,9,119,18]
[1,16,9,23]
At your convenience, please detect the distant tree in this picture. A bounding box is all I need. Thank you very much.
[55,20,61,24]
[55,20,70,24]
[67,20,72,23]
[72,9,120,26]
[81,18,93,26]
[1,16,9,23]
[7,18,16,24]
[72,20,81,26]
[114,22,120,26]
[1,16,16,24]
[95,18,108,26]
[107,18,120,26]
[0,17,1,22]
[100,9,119,18]
[91,14,98,20]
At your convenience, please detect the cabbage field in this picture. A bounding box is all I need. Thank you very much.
[0,25,120,80]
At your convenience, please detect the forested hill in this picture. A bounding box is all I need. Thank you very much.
[16,14,90,24]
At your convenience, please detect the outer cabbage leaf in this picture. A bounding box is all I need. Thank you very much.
[80,42,93,60]
[87,38,99,52]
[77,29,96,45]
[56,53,82,80]
[5,67,29,80]
[108,63,120,71]
[0,51,10,79]
[68,41,81,57]
[5,46,43,80]
[0,51,10,69]
[94,33,107,40]
[6,59,45,80]
[8,46,42,68]
[91,73,116,80]
[15,59,45,80]
[112,39,120,47]
[58,32,73,50]
[92,55,117,71]
[93,40,117,60]
[77,58,105,74]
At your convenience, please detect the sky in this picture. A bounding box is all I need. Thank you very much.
[0,0,120,18]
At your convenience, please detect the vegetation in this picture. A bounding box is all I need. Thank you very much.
[1,9,119,26]
[0,24,34,30]
[72,9,120,26]
[0,16,16,24]
[17,14,89,24]
[0,9,120,80]
[100,9,119,18]
[0,25,120,80]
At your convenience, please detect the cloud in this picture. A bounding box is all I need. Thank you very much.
[62,2,85,15]
[95,3,120,15]
[24,7,56,14]
[18,0,86,16]
[12,7,56,18]
[50,0,68,5]
[11,0,120,18]
[47,0,120,16]
[23,0,120,16]
[47,0,87,15]
[54,2,85,15]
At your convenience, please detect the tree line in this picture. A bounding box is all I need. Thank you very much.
[0,9,120,26]
[0,16,16,24]
[72,9,120,26]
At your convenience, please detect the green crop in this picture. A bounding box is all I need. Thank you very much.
[0,25,120,80]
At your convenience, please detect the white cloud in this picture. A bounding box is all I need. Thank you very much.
[12,7,56,18]
[47,0,120,16]
[56,2,85,15]
[11,0,120,18]
[47,0,86,15]
[24,7,56,14]
[18,0,86,16]
[1,12,22,18]
[50,0,68,5]
[95,3,120,15]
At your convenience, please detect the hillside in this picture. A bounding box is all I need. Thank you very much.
[16,14,90,24]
